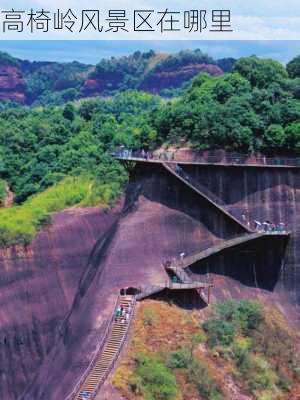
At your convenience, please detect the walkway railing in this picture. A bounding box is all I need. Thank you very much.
[112,150,300,168]
[136,275,213,300]
[65,295,136,400]
[65,296,119,400]
[168,231,289,271]
[99,296,136,391]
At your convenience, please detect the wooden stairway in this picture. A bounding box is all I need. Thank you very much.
[74,295,135,400]
[163,162,252,233]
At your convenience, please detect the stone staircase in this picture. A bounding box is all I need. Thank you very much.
[73,295,135,400]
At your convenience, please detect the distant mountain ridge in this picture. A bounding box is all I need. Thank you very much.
[0,49,236,105]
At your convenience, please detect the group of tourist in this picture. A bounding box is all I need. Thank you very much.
[114,147,176,161]
[115,303,132,324]
[253,220,286,233]
[241,213,286,232]
[80,390,91,399]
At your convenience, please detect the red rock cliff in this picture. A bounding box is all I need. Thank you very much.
[20,161,300,400]
[0,205,121,400]
[140,63,223,93]
[0,65,26,103]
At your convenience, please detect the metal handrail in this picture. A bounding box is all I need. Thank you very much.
[70,296,136,400]
[99,296,137,391]
[168,281,212,289]
[170,232,266,270]
[112,150,300,168]
[65,295,120,400]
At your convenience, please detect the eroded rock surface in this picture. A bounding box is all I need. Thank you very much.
[0,65,26,103]
[20,162,300,399]
[0,205,121,400]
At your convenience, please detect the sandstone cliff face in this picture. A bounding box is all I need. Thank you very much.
[20,162,300,400]
[0,205,121,400]
[81,63,223,96]
[81,71,122,97]
[140,63,223,93]
[183,164,300,307]
[0,65,26,103]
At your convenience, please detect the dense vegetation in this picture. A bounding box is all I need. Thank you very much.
[0,91,160,245]
[155,56,300,154]
[203,300,300,398]
[0,54,299,246]
[90,50,156,93]
[0,51,20,67]
[113,299,300,400]
[22,61,92,105]
[87,49,224,95]
[0,173,128,247]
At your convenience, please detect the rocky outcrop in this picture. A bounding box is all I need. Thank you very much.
[82,63,223,96]
[140,63,223,93]
[0,51,228,102]
[20,160,300,399]
[0,65,26,103]
[0,205,122,400]
[81,71,123,97]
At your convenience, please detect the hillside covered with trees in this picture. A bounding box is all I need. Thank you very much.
[0,49,233,105]
[0,54,299,246]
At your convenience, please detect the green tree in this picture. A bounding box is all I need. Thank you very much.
[285,122,300,152]
[263,124,286,152]
[287,55,300,78]
[234,56,288,88]
[63,103,76,121]
[130,355,177,400]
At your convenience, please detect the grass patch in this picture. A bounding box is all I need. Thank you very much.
[187,358,223,400]
[0,174,123,247]
[129,354,177,400]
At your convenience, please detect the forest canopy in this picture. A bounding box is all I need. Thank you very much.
[0,54,299,245]
[154,56,300,154]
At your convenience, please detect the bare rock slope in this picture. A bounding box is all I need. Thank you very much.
[20,161,300,399]
[0,205,121,400]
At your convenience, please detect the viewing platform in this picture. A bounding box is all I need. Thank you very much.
[112,150,300,169]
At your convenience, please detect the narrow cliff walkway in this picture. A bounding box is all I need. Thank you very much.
[69,154,290,399]
[170,232,286,270]
[163,162,252,232]
[72,295,135,400]
[136,280,212,301]
[113,151,300,168]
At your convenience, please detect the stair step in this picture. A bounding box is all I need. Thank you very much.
[93,367,108,373]
[75,296,135,398]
